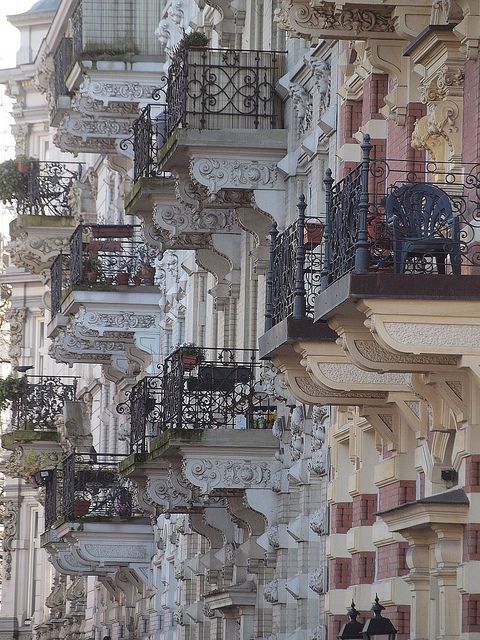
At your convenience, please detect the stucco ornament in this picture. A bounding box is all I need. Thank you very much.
[289,83,313,134]
[310,508,328,535]
[2,501,18,580]
[309,567,325,594]
[264,579,279,603]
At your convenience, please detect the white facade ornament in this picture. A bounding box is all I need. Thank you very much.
[189,158,284,194]
[310,508,328,536]
[289,83,313,134]
[309,59,331,116]
[308,568,325,594]
[264,579,279,603]
[5,307,26,368]
[183,458,278,492]
[2,501,18,580]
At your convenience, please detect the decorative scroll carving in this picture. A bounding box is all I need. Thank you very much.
[190,158,283,194]
[5,308,26,368]
[275,0,395,40]
[2,501,18,580]
[183,458,277,492]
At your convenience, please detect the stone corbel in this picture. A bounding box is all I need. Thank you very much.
[365,39,410,125]
[7,223,73,275]
[411,99,462,164]
[227,495,267,537]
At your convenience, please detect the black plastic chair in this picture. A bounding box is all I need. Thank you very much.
[385,183,460,274]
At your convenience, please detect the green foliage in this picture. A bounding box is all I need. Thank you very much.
[0,157,39,206]
[177,31,209,50]
[0,374,26,411]
[179,344,205,358]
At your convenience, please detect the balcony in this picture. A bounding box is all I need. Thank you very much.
[8,160,84,273]
[49,0,164,154]
[48,225,162,375]
[126,47,287,227]
[120,346,276,453]
[42,452,154,588]
[1,376,77,484]
[119,347,279,513]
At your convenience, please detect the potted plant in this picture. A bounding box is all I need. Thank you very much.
[177,31,209,50]
[0,374,27,411]
[304,221,324,247]
[0,160,28,204]
[179,344,205,371]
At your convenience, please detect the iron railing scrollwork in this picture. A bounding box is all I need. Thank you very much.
[131,104,169,182]
[15,161,83,217]
[9,375,77,432]
[265,198,325,329]
[56,452,139,523]
[118,347,276,453]
[167,47,284,136]
[71,2,83,61]
[322,135,480,285]
[44,469,58,529]
[51,224,157,316]
[53,38,73,102]
[131,48,284,183]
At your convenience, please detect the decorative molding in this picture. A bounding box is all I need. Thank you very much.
[309,568,325,594]
[79,76,166,105]
[183,458,277,492]
[289,83,313,135]
[5,307,26,368]
[190,158,283,194]
[310,58,331,116]
[4,447,64,485]
[2,501,17,580]
[275,0,395,40]
[264,579,279,604]
[310,508,328,536]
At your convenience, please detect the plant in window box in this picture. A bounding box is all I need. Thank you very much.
[179,344,205,370]
[0,374,27,412]
[177,31,209,50]
[0,157,38,206]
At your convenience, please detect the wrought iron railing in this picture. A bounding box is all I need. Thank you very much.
[322,135,480,285]
[265,196,325,329]
[45,468,58,529]
[44,452,139,527]
[15,161,83,216]
[53,37,73,102]
[131,104,169,182]
[8,376,77,432]
[167,48,284,135]
[118,347,276,452]
[117,375,163,452]
[50,225,157,316]
[130,48,284,183]
[71,0,161,60]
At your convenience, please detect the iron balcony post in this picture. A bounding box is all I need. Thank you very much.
[354,134,373,274]
[265,221,278,331]
[293,194,307,320]
[321,168,334,290]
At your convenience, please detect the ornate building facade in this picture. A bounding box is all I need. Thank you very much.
[0,0,477,639]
